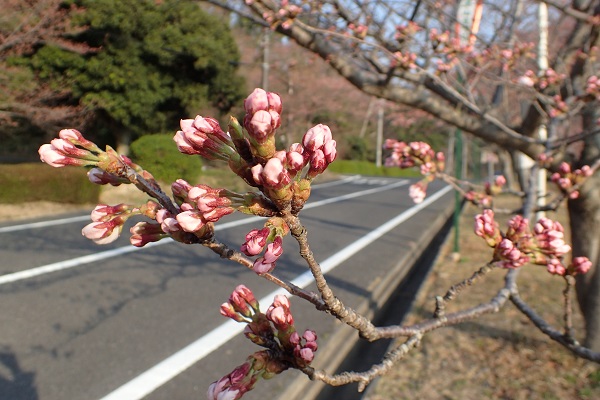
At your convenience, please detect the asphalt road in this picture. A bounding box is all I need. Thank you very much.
[0,176,453,400]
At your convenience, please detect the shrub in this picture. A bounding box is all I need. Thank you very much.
[130,134,203,184]
[0,163,100,204]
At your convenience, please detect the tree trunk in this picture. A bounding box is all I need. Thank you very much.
[570,174,600,350]
[115,129,132,156]
[570,103,600,350]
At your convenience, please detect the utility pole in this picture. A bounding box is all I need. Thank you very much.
[536,1,548,220]
[261,28,270,91]
[376,100,384,167]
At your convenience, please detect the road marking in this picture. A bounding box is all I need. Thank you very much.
[98,185,453,400]
[0,215,91,233]
[0,180,408,286]
[0,175,360,234]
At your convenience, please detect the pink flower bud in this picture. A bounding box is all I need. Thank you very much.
[82,220,122,244]
[175,211,205,233]
[87,168,125,186]
[129,222,164,247]
[409,182,427,204]
[264,236,283,263]
[246,110,274,141]
[302,124,332,152]
[252,257,275,274]
[559,162,571,174]
[241,228,270,256]
[244,88,270,115]
[262,157,291,188]
[572,257,592,275]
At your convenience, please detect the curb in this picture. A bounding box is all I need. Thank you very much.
[276,193,457,400]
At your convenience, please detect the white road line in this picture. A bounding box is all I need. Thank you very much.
[98,185,453,400]
[0,180,409,286]
[0,176,361,234]
[0,215,91,233]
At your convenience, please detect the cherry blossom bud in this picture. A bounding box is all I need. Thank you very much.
[264,236,283,263]
[302,124,332,152]
[58,128,100,152]
[572,257,592,275]
[87,168,126,186]
[39,143,95,168]
[244,88,270,115]
[90,203,130,222]
[262,158,291,189]
[546,258,567,276]
[82,220,122,245]
[409,182,427,204]
[129,222,165,247]
[246,110,274,142]
[496,238,528,269]
[252,257,275,274]
[176,211,205,233]
[241,228,270,256]
[474,209,498,239]
[220,302,248,323]
[558,162,571,174]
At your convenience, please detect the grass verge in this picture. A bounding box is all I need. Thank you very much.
[366,195,600,400]
[328,160,421,177]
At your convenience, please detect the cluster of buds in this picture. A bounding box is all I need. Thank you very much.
[484,175,507,196]
[548,95,569,118]
[207,350,287,400]
[216,286,318,399]
[384,139,445,203]
[516,68,566,90]
[170,179,236,232]
[550,162,593,199]
[473,210,592,275]
[428,28,474,72]
[40,129,155,187]
[394,21,421,42]
[81,201,159,245]
[347,23,368,39]
[240,217,288,275]
[261,0,302,30]
[40,88,337,252]
[38,129,102,168]
[585,75,600,100]
[392,50,417,70]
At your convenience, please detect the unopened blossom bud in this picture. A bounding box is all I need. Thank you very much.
[266,294,294,331]
[409,182,427,204]
[496,238,528,269]
[39,143,98,168]
[558,162,571,174]
[174,116,234,160]
[572,257,592,275]
[302,124,332,152]
[207,362,254,400]
[82,219,123,245]
[474,209,500,247]
[87,168,127,186]
[264,236,283,263]
[287,148,306,175]
[129,222,165,247]
[244,88,269,115]
[307,149,327,177]
[59,128,101,152]
[546,258,567,276]
[176,210,205,233]
[252,257,275,274]
[220,302,248,323]
[246,110,274,142]
[241,228,270,256]
[261,158,291,189]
